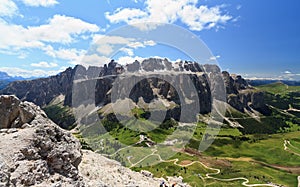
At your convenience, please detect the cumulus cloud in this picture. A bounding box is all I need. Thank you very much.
[80,54,111,67]
[28,15,100,44]
[284,70,292,74]
[92,34,157,56]
[120,48,134,56]
[0,0,18,17]
[105,8,148,24]
[209,55,220,61]
[0,66,67,78]
[20,0,59,7]
[0,15,100,52]
[116,56,145,65]
[30,61,58,68]
[43,46,86,65]
[105,0,232,31]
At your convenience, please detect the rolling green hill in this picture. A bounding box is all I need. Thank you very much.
[257,82,300,95]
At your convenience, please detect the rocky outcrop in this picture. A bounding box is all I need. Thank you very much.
[222,71,266,112]
[79,150,189,187]
[0,95,84,186]
[0,95,190,187]
[0,95,41,129]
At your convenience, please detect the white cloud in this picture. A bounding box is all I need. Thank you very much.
[280,71,300,80]
[116,56,145,65]
[80,54,111,67]
[97,45,114,56]
[93,34,135,45]
[44,46,85,60]
[284,70,292,74]
[209,55,220,61]
[30,61,58,68]
[42,46,87,65]
[28,15,100,44]
[0,0,18,17]
[105,0,232,31]
[120,48,134,56]
[92,34,157,56]
[244,72,300,81]
[105,8,148,24]
[178,5,231,31]
[236,5,242,10]
[0,66,67,78]
[0,15,100,52]
[143,40,156,46]
[21,0,59,7]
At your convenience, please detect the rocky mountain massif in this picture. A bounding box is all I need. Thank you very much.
[0,95,188,186]
[0,58,265,119]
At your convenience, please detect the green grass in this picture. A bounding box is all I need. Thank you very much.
[218,161,298,186]
[79,96,300,187]
[288,138,300,155]
[257,82,300,95]
[43,104,76,130]
[132,148,298,186]
[203,131,300,166]
[132,156,215,186]
[256,82,300,111]
[109,126,140,145]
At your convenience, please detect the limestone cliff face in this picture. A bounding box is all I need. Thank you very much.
[0,58,265,114]
[0,65,102,107]
[93,59,264,116]
[222,71,265,112]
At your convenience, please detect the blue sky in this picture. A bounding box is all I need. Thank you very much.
[0,0,299,80]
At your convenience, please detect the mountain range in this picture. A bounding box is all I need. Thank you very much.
[0,71,26,90]
[0,58,270,133]
[1,58,300,186]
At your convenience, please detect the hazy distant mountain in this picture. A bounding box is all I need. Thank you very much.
[247,79,300,86]
[0,71,26,90]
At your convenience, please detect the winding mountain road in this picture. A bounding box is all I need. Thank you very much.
[104,135,297,186]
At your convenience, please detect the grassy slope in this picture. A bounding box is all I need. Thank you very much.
[257,82,300,95]
[43,100,76,130]
[257,82,300,110]
[134,126,300,186]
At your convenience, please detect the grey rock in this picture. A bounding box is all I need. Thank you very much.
[0,58,266,120]
[0,96,84,186]
[0,95,20,129]
[0,95,184,187]
[0,95,45,129]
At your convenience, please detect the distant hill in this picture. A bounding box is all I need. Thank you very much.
[256,82,300,95]
[247,79,300,86]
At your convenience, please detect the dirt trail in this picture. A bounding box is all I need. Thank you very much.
[283,140,300,187]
